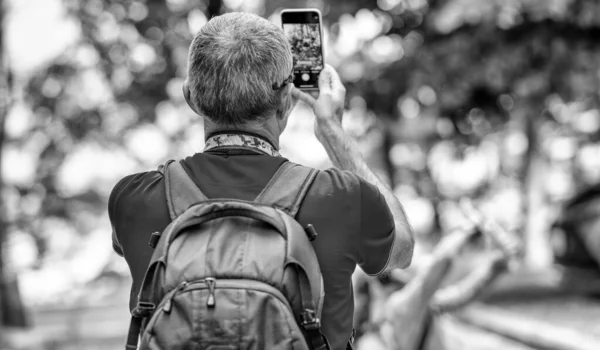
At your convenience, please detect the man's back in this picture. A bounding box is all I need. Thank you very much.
[109,145,395,349]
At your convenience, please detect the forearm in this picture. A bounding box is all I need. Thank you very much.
[317,121,415,269]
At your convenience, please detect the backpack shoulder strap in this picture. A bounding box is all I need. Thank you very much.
[162,159,208,220]
[256,161,329,349]
[254,161,318,217]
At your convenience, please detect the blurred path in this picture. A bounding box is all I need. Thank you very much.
[432,315,537,350]
[5,265,600,350]
[2,284,130,350]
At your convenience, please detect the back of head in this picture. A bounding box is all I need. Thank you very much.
[187,12,293,125]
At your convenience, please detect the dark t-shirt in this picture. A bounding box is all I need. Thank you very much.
[109,148,395,349]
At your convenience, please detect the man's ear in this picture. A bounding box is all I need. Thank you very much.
[182,79,199,114]
[276,84,294,120]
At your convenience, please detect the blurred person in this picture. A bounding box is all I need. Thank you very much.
[349,200,520,350]
[108,12,413,350]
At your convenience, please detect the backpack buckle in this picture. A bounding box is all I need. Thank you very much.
[133,302,156,317]
[300,309,321,331]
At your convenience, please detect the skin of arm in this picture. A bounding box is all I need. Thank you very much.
[316,121,414,270]
[292,65,415,271]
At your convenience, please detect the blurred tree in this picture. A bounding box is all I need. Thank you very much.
[2,0,228,310]
[262,0,598,195]
[0,0,28,328]
[316,0,600,263]
[2,0,599,319]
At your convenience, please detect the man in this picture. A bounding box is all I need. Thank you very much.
[109,12,414,349]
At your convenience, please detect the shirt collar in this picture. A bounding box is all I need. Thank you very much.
[204,132,281,157]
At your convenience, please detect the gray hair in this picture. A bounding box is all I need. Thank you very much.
[187,12,293,125]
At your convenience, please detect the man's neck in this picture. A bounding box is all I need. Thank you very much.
[204,119,281,149]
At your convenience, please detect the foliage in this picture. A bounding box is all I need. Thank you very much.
[1,0,599,310]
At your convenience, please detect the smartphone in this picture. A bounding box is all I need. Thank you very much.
[281,9,324,90]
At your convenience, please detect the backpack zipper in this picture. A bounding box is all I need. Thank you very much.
[162,278,217,313]
[162,281,189,313]
[161,278,309,316]
[155,278,314,332]
[205,277,216,307]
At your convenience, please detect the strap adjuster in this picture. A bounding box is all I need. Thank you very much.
[301,309,321,331]
[148,231,161,248]
[304,224,318,241]
[133,302,156,317]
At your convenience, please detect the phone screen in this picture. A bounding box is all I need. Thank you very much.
[281,10,323,90]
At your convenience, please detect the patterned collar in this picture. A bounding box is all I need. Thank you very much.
[204,133,281,157]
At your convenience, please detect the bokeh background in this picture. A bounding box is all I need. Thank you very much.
[1,0,600,349]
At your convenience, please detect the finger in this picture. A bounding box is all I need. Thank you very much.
[323,64,345,100]
[318,67,333,95]
[291,87,316,108]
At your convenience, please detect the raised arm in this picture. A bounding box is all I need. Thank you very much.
[293,65,415,270]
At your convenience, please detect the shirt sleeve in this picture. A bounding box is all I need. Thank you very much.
[108,175,135,257]
[357,178,396,276]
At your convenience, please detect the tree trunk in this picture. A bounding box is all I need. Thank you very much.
[207,0,223,18]
[522,112,553,268]
[0,0,28,328]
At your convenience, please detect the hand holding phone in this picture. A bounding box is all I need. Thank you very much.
[281,9,324,90]
[292,65,346,141]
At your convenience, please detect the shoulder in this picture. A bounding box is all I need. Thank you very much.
[109,170,171,255]
[298,165,390,222]
[108,170,165,222]
[311,167,391,222]
[308,167,383,204]
[293,165,364,224]
[308,167,362,196]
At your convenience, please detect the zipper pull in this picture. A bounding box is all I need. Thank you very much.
[163,281,188,313]
[163,298,173,313]
[205,278,216,307]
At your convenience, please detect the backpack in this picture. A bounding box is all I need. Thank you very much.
[125,160,330,350]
